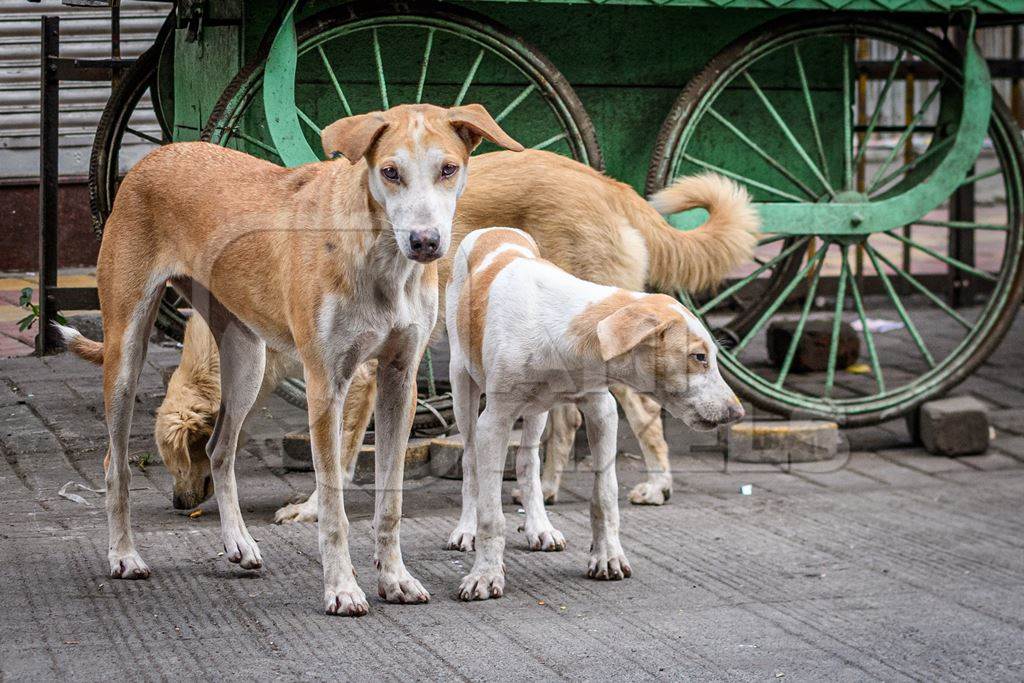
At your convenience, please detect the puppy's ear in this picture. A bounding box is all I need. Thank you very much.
[448,103,525,153]
[596,304,669,362]
[321,113,389,163]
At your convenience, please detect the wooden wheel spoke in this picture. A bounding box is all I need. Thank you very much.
[867,79,943,194]
[707,107,819,200]
[233,131,280,158]
[743,70,836,198]
[296,107,321,135]
[844,247,885,392]
[734,245,829,355]
[913,219,1007,231]
[758,234,788,247]
[869,245,972,330]
[124,126,164,146]
[959,167,1001,188]
[532,131,568,151]
[415,28,435,104]
[681,153,804,202]
[317,45,353,117]
[882,230,998,282]
[774,243,828,388]
[794,44,831,188]
[453,49,485,107]
[494,83,536,124]
[372,28,389,109]
[869,135,954,196]
[698,237,811,315]
[823,246,848,398]
[865,243,935,368]
[852,49,905,172]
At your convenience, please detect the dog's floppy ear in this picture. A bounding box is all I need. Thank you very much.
[321,112,389,163]
[448,103,525,153]
[596,304,670,362]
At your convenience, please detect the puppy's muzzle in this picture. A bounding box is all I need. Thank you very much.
[409,229,441,262]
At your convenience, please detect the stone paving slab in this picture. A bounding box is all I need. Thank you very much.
[0,311,1022,679]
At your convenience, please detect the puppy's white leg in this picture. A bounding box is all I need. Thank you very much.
[611,386,673,506]
[459,404,514,601]
[516,413,565,552]
[305,373,367,616]
[580,391,632,581]
[446,365,481,551]
[206,320,266,570]
[373,347,430,605]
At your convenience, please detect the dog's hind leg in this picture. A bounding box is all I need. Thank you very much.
[446,364,481,551]
[458,400,515,601]
[204,310,266,569]
[581,391,631,581]
[101,275,165,580]
[273,360,378,525]
[528,404,581,504]
[516,412,565,552]
[611,385,673,506]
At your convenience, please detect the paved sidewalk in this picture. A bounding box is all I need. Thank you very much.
[1,315,1023,680]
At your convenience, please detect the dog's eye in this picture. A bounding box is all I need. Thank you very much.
[440,163,459,179]
[380,166,400,182]
[689,352,708,365]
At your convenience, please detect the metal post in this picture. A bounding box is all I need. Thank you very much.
[37,17,60,355]
[948,28,976,308]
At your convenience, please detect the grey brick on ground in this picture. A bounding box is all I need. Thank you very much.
[917,396,991,456]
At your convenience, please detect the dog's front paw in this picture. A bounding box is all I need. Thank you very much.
[109,550,150,580]
[628,479,672,506]
[458,567,506,601]
[525,524,566,552]
[377,568,430,604]
[274,498,318,524]
[325,585,369,616]
[588,545,632,581]
[446,526,475,551]
[223,527,262,569]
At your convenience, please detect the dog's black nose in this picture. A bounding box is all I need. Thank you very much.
[409,229,440,259]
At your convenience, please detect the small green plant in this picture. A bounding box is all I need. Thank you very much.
[133,453,153,472]
[17,287,66,332]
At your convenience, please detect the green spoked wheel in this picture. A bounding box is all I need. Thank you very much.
[203,0,602,168]
[648,14,1024,426]
[199,0,601,414]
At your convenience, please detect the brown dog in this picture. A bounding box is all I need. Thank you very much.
[60,103,524,616]
[157,152,759,525]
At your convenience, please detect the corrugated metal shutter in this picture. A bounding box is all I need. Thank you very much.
[0,0,170,180]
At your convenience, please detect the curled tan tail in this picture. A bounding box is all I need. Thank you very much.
[638,173,760,293]
[54,324,105,365]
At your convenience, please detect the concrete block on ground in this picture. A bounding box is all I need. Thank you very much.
[914,396,990,457]
[766,319,859,373]
[430,430,535,480]
[282,432,431,481]
[727,420,839,464]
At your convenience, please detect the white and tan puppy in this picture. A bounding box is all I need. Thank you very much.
[58,103,523,616]
[447,227,744,599]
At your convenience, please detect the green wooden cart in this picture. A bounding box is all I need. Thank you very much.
[90,0,1024,428]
